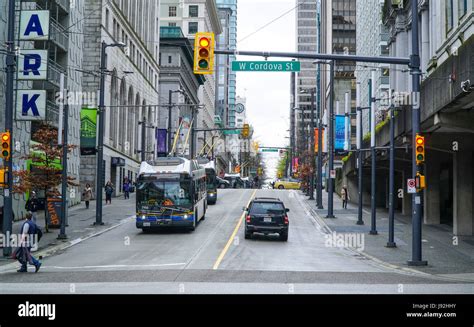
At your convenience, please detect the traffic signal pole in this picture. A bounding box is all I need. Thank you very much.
[3,0,15,257]
[408,0,426,266]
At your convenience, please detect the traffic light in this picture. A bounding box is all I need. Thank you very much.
[193,32,215,74]
[415,134,425,165]
[253,141,259,152]
[242,124,250,138]
[1,131,11,160]
[416,172,426,190]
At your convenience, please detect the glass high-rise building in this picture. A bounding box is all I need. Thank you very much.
[216,0,237,127]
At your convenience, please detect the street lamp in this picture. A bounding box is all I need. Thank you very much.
[95,41,127,226]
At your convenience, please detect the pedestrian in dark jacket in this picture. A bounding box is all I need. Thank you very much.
[105,181,114,204]
[14,213,41,273]
[123,179,130,199]
[25,191,40,224]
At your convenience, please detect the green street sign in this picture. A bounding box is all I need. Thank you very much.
[260,148,279,152]
[223,129,241,135]
[232,61,300,72]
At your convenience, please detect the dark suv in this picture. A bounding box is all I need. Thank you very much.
[243,197,290,241]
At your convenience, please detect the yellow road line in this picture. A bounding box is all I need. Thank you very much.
[212,189,257,270]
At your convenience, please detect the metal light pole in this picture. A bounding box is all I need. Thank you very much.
[369,71,378,235]
[168,90,173,154]
[309,90,315,200]
[140,116,147,162]
[356,82,364,225]
[409,0,427,266]
[387,88,397,247]
[58,98,69,239]
[326,60,335,218]
[2,0,15,257]
[95,41,126,226]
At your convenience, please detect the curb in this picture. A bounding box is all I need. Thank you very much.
[0,216,134,274]
[295,192,474,283]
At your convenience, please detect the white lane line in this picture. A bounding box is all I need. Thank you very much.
[46,263,187,270]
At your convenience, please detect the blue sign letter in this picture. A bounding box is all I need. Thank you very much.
[23,54,41,76]
[24,14,45,38]
[22,94,41,116]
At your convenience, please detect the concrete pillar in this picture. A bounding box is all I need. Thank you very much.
[424,150,441,224]
[453,151,473,236]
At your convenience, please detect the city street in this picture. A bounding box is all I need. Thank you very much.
[1,189,472,294]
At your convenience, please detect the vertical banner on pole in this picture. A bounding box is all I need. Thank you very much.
[335,115,345,151]
[156,128,168,157]
[80,108,98,155]
[314,128,325,153]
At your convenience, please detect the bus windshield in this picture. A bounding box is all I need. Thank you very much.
[137,178,192,210]
[205,168,216,190]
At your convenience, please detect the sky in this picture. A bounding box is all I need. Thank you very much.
[235,0,296,179]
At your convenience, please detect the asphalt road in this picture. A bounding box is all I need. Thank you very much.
[1,189,473,294]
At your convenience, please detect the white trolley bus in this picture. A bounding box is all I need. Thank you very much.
[135,157,207,232]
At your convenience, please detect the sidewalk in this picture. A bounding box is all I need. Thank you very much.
[0,193,136,266]
[297,189,474,281]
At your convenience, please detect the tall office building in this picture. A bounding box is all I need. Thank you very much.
[356,0,390,136]
[216,0,237,128]
[295,0,318,155]
[320,0,357,153]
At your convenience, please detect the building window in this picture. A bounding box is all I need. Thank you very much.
[458,0,468,18]
[105,9,110,31]
[189,5,198,17]
[446,0,454,32]
[188,22,198,34]
[169,22,176,27]
[169,6,177,17]
[168,56,172,64]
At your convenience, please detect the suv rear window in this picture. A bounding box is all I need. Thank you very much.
[250,202,285,215]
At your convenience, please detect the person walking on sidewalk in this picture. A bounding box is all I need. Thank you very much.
[82,184,93,209]
[341,185,348,209]
[25,191,40,224]
[123,178,131,200]
[14,213,41,273]
[105,181,114,205]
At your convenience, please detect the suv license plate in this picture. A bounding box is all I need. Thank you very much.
[263,217,272,223]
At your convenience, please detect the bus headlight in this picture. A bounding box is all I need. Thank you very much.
[183,214,189,220]
[140,215,146,220]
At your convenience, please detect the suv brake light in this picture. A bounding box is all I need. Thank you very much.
[284,215,289,225]
[246,215,251,223]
